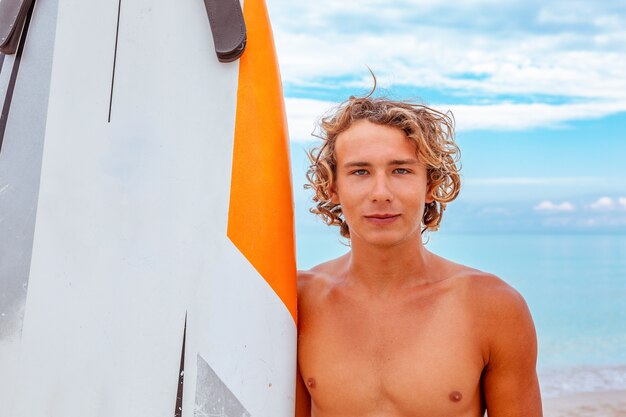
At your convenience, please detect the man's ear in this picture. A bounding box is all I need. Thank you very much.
[330,183,340,204]
[425,184,435,204]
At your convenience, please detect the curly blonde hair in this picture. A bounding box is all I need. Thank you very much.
[305,95,461,238]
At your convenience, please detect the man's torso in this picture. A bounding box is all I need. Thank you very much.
[298,255,494,417]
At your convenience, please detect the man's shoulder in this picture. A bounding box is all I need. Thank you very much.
[435,256,530,320]
[297,253,349,298]
[437,255,525,307]
[450,266,535,346]
[464,271,528,315]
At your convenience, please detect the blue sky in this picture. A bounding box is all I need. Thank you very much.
[265,0,626,264]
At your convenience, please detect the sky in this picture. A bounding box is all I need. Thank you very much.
[264,0,626,264]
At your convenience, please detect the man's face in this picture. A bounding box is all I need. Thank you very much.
[331,119,432,247]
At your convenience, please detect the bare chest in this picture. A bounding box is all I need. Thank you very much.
[298,289,485,417]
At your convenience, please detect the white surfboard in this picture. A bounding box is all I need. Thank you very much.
[0,0,297,416]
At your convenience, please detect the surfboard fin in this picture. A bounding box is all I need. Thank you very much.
[0,0,35,55]
[203,0,247,63]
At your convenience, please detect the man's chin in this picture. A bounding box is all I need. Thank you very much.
[353,231,417,248]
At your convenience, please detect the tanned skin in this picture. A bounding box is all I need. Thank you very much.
[296,120,542,417]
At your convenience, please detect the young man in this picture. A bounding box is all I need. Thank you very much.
[296,95,542,417]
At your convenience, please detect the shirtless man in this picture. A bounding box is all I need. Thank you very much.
[296,95,542,417]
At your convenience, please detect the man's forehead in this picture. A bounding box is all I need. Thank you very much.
[334,125,419,163]
[337,119,406,138]
[336,120,413,144]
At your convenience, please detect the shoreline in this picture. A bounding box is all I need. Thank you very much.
[543,390,626,417]
[538,364,626,399]
[539,364,626,416]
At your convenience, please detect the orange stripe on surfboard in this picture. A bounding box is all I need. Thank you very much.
[228,0,297,323]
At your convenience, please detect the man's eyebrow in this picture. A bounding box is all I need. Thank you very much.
[343,161,371,168]
[389,159,418,165]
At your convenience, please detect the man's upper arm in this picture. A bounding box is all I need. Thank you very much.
[481,282,543,417]
[295,364,311,417]
[296,270,312,417]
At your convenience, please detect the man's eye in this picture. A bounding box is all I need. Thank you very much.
[394,168,410,174]
[352,169,368,176]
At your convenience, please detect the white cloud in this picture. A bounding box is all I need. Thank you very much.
[619,197,626,209]
[589,196,615,211]
[534,200,576,212]
[285,98,335,142]
[268,0,626,133]
[445,101,626,131]
[285,97,626,140]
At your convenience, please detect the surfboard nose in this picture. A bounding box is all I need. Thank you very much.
[228,0,297,324]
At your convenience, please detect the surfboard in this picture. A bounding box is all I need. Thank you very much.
[0,0,297,416]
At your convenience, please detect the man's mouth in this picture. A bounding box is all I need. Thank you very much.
[364,213,401,224]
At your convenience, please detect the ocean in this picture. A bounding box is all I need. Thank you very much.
[295,232,626,398]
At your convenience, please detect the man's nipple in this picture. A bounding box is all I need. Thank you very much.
[306,378,316,388]
[449,391,463,402]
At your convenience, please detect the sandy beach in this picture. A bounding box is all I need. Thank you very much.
[543,391,626,417]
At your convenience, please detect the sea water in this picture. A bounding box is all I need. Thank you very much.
[296,232,626,397]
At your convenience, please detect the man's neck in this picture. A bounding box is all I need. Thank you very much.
[345,234,437,296]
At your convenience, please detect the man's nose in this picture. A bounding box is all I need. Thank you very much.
[370,174,393,202]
